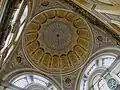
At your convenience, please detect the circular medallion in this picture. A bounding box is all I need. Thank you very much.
[42,21,71,50]
[107,78,117,90]
[22,9,92,74]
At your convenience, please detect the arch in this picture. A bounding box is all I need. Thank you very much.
[2,68,60,90]
[76,47,120,90]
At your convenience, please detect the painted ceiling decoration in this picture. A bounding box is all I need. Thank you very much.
[23,9,92,74]
[0,0,120,90]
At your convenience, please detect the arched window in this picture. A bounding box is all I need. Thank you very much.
[84,55,116,77]
[92,75,109,90]
[4,73,58,90]
[79,55,118,90]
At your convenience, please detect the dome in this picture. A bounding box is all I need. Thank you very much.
[22,9,92,74]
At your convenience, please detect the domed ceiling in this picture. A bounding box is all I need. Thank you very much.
[22,9,92,74]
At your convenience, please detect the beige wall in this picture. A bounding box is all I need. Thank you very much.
[0,0,3,8]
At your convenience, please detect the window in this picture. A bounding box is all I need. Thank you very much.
[93,76,109,90]
[79,55,117,90]
[9,74,58,90]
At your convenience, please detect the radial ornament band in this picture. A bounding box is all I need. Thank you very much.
[22,9,92,74]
